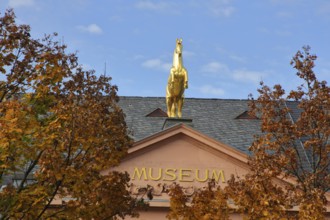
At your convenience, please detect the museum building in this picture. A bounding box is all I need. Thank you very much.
[102,96,330,220]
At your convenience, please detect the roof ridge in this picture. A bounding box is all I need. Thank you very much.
[119,96,250,101]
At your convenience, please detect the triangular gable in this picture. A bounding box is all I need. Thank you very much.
[126,123,248,166]
[235,110,259,119]
[145,108,168,117]
[108,124,252,207]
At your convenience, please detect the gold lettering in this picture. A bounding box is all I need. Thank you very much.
[211,170,225,183]
[148,168,162,181]
[179,169,193,182]
[163,168,177,181]
[195,169,209,182]
[132,167,147,180]
[131,167,225,183]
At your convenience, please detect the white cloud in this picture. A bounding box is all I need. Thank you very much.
[201,61,268,84]
[199,85,225,96]
[183,50,196,57]
[76,24,103,34]
[229,55,246,63]
[8,0,35,7]
[135,0,172,11]
[208,0,235,17]
[141,59,171,72]
[270,0,298,5]
[232,69,267,84]
[201,62,230,74]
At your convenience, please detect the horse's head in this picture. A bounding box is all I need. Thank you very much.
[175,38,183,57]
[173,38,183,68]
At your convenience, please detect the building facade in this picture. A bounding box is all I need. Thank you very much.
[102,97,330,219]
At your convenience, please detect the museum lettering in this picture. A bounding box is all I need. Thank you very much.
[131,167,226,183]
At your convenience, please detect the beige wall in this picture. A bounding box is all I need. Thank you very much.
[104,132,251,207]
[102,126,252,219]
[102,125,330,219]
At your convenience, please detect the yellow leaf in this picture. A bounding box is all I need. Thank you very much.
[262,210,269,216]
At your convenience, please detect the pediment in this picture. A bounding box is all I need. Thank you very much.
[125,123,248,168]
[101,124,250,205]
[107,124,250,206]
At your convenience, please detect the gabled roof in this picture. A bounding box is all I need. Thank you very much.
[118,96,313,180]
[117,97,330,211]
[119,97,261,155]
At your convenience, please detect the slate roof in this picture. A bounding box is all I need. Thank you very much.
[119,96,324,175]
[118,96,262,155]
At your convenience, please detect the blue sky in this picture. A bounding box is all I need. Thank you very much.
[1,0,330,99]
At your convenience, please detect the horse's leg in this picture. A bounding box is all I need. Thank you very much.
[177,97,183,118]
[173,101,177,117]
[171,99,176,117]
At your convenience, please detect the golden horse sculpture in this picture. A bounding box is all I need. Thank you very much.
[166,38,188,118]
